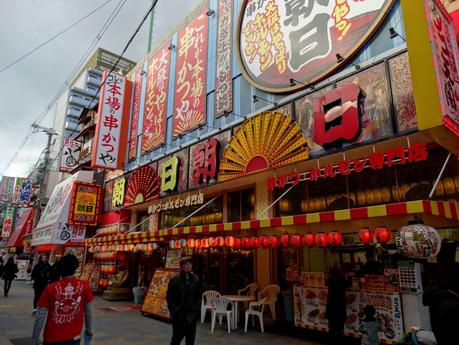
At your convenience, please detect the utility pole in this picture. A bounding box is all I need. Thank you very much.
[147,0,156,53]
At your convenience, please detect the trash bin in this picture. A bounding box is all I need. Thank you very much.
[133,286,146,304]
[282,290,294,323]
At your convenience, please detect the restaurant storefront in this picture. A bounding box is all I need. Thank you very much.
[83,0,458,342]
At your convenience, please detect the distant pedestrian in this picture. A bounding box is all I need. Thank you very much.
[167,257,202,345]
[360,305,379,345]
[31,254,51,312]
[325,266,352,344]
[32,254,94,345]
[1,257,18,297]
[0,256,4,277]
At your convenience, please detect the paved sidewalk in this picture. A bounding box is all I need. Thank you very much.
[0,281,333,345]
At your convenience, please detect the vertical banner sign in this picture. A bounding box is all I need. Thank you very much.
[128,69,143,161]
[68,182,102,226]
[426,0,459,133]
[1,206,15,239]
[12,177,24,204]
[92,72,132,170]
[237,0,395,92]
[215,0,234,116]
[142,44,171,153]
[112,176,126,209]
[19,180,32,205]
[60,137,81,172]
[173,9,209,136]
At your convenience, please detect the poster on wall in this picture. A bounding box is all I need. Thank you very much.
[60,137,81,172]
[92,72,132,170]
[295,63,393,154]
[142,43,171,153]
[215,0,233,116]
[141,268,178,320]
[237,0,396,92]
[68,182,102,226]
[128,69,143,161]
[173,8,209,136]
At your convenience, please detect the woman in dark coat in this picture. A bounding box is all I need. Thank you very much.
[31,254,51,310]
[2,257,18,297]
[325,266,351,344]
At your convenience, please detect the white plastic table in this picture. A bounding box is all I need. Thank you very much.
[222,294,255,329]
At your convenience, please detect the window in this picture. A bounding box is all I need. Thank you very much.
[228,188,255,222]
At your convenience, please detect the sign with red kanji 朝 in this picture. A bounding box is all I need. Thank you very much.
[92,72,132,170]
[142,43,171,152]
[191,138,220,187]
[173,8,209,136]
[128,69,143,161]
[237,0,396,93]
[267,143,429,190]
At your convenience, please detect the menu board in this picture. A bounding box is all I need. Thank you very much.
[294,286,404,343]
[142,269,178,320]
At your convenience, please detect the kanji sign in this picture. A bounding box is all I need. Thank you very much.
[191,138,220,186]
[314,83,364,146]
[19,180,32,205]
[237,0,396,92]
[142,43,171,152]
[160,156,179,194]
[68,181,102,226]
[60,137,81,172]
[173,9,209,136]
[267,143,429,190]
[215,0,233,116]
[128,69,143,161]
[148,191,204,214]
[1,206,15,239]
[12,177,25,204]
[112,177,126,209]
[92,72,132,170]
[426,0,459,133]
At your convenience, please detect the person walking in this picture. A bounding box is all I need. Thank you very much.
[31,254,51,312]
[325,266,352,344]
[166,257,202,345]
[32,254,94,345]
[359,305,379,345]
[1,257,18,297]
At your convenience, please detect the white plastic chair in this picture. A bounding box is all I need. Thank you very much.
[258,284,280,320]
[244,297,267,333]
[238,283,257,297]
[201,290,221,324]
[211,297,233,333]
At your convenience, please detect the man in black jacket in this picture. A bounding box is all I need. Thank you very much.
[167,257,202,345]
[31,255,51,312]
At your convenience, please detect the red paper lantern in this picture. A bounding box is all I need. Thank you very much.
[359,227,374,245]
[195,239,202,248]
[243,237,252,248]
[328,231,343,246]
[201,238,209,248]
[303,232,315,247]
[315,233,328,247]
[215,236,225,247]
[280,233,290,247]
[251,237,261,248]
[225,236,234,247]
[208,237,215,247]
[261,236,270,248]
[187,239,195,248]
[234,238,242,248]
[270,236,280,248]
[175,240,181,249]
[375,226,391,243]
[290,234,302,248]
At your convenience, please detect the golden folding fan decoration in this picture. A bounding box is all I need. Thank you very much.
[124,165,160,206]
[218,112,309,182]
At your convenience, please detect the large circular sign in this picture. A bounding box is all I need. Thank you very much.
[236,0,396,93]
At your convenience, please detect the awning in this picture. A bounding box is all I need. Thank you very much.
[86,199,459,246]
[6,208,34,248]
[32,171,93,247]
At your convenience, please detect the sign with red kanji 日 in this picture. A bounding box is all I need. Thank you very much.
[173,8,209,136]
[68,181,103,226]
[237,0,396,93]
[92,72,132,170]
[142,43,171,153]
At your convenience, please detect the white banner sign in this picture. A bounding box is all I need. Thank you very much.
[60,137,81,172]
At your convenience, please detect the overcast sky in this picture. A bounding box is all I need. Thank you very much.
[0,0,202,178]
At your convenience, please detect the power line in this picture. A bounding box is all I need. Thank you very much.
[0,0,114,75]
[0,0,129,177]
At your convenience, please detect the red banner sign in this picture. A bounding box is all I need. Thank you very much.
[267,143,429,190]
[173,9,209,136]
[142,44,171,153]
[128,69,142,161]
